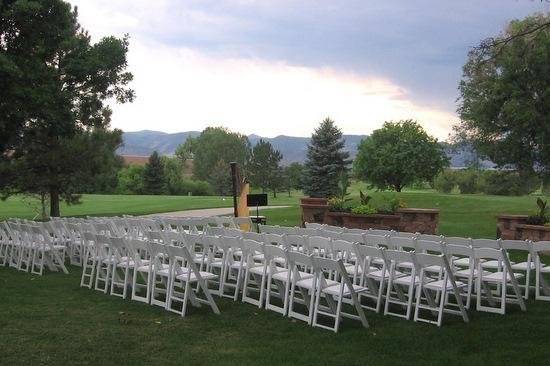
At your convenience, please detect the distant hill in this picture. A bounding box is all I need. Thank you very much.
[119,130,493,168]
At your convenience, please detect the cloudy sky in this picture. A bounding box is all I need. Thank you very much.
[70,0,548,139]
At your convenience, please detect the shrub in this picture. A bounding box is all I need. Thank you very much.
[455,169,481,194]
[434,170,456,193]
[351,204,377,215]
[526,198,549,225]
[376,195,406,214]
[327,197,348,212]
[171,179,213,196]
[483,171,538,196]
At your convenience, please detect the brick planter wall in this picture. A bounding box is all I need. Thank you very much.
[324,211,401,231]
[496,215,529,240]
[300,197,329,226]
[397,208,439,234]
[515,224,550,242]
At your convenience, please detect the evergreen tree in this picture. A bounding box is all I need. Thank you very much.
[0,0,134,216]
[143,151,166,194]
[302,118,351,198]
[249,139,283,193]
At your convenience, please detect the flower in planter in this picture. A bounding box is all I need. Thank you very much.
[351,204,377,215]
[526,198,549,226]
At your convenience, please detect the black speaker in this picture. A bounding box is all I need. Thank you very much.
[247,193,268,207]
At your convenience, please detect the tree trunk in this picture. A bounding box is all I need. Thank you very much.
[50,188,60,217]
[272,189,277,198]
[543,173,550,195]
[395,184,402,192]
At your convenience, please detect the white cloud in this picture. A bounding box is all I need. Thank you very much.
[70,0,457,139]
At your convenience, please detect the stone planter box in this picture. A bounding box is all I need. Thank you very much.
[515,224,550,242]
[300,197,439,234]
[325,211,401,231]
[496,214,529,240]
[300,197,329,226]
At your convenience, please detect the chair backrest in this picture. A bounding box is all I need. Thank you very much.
[471,238,500,249]
[415,253,448,273]
[304,222,325,229]
[286,251,315,269]
[444,236,472,247]
[242,231,264,241]
[365,233,388,247]
[416,233,443,242]
[205,227,226,236]
[331,239,355,262]
[388,236,416,251]
[474,247,505,261]
[340,232,365,244]
[307,236,333,257]
[319,230,342,240]
[531,241,550,255]
[415,239,444,254]
[499,239,531,252]
[258,224,281,234]
[345,228,367,234]
[263,233,285,247]
[384,249,416,269]
[368,228,392,236]
[216,216,237,228]
[263,244,286,263]
[298,228,320,237]
[284,234,307,252]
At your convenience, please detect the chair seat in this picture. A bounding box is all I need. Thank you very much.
[482,260,515,269]
[425,265,442,273]
[396,261,414,269]
[249,265,267,275]
[295,277,327,290]
[511,261,535,271]
[394,275,423,286]
[540,265,550,273]
[454,268,490,278]
[272,270,311,282]
[175,270,217,282]
[482,271,524,282]
[425,279,467,291]
[454,257,484,266]
[322,283,368,296]
[367,269,404,279]
[116,260,136,268]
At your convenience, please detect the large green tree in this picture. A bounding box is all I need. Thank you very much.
[143,151,166,195]
[354,120,448,192]
[248,139,283,193]
[178,127,250,188]
[456,14,550,190]
[302,118,351,198]
[281,162,304,196]
[0,0,134,216]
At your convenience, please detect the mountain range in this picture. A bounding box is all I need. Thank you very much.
[119,130,493,168]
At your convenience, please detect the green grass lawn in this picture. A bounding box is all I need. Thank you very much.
[2,266,550,365]
[2,189,550,365]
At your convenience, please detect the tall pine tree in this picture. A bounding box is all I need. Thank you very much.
[303,118,351,198]
[249,139,283,193]
[143,151,166,195]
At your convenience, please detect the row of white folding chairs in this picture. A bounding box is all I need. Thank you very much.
[0,221,68,275]
[79,231,220,318]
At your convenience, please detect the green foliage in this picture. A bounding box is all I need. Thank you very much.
[457,14,550,183]
[209,159,232,196]
[336,170,351,201]
[526,198,549,225]
[180,127,250,186]
[327,197,348,212]
[0,0,134,216]
[376,195,406,214]
[281,162,304,196]
[302,118,351,198]
[455,168,483,194]
[359,190,372,205]
[248,139,283,195]
[116,165,145,194]
[354,120,448,192]
[351,204,377,215]
[143,152,166,195]
[482,170,538,196]
[434,170,457,193]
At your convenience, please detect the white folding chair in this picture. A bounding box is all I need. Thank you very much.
[165,245,220,317]
[218,236,246,301]
[353,244,390,313]
[500,239,534,299]
[264,245,292,315]
[109,237,135,299]
[241,239,267,307]
[287,251,318,324]
[312,256,369,332]
[383,250,420,320]
[475,248,526,314]
[413,253,469,326]
[80,232,99,288]
[149,242,172,308]
[532,241,550,301]
[130,239,154,304]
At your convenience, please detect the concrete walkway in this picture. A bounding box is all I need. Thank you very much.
[148,206,290,218]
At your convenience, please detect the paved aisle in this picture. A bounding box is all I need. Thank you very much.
[146,206,289,218]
